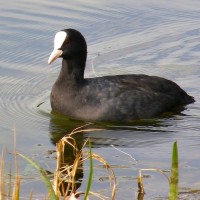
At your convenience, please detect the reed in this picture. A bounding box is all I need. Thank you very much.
[0,126,179,200]
[0,150,23,200]
[0,149,5,200]
[52,125,116,199]
[137,141,179,200]
[168,141,178,200]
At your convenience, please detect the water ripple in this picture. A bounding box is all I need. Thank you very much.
[1,0,199,131]
[0,1,200,199]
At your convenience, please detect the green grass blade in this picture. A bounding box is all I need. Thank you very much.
[18,153,57,200]
[84,140,93,200]
[168,141,178,200]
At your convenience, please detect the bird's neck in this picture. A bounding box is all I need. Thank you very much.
[56,59,85,86]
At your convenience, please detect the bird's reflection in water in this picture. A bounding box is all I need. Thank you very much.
[49,113,86,196]
[48,108,186,198]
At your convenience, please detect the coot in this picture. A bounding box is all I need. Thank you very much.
[48,29,194,122]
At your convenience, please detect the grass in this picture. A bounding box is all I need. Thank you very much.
[0,126,179,200]
[169,141,178,200]
[18,153,57,200]
[137,141,179,200]
[84,139,93,200]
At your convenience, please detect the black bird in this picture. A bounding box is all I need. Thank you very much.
[48,29,195,122]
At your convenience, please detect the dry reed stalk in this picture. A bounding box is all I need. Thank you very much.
[0,149,5,200]
[53,125,116,200]
[12,175,20,200]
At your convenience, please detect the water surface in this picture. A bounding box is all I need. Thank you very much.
[0,0,200,199]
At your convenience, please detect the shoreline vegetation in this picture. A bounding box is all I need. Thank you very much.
[0,125,178,200]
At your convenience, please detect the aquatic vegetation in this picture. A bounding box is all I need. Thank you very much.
[51,125,116,199]
[18,153,57,200]
[137,141,178,200]
[0,128,180,199]
[168,141,178,200]
[84,140,93,200]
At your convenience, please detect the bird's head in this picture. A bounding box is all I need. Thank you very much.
[48,29,87,65]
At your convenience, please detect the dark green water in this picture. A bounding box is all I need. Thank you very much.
[1,0,200,199]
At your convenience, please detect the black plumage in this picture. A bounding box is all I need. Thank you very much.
[48,29,194,122]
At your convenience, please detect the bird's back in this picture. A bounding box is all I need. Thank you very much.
[70,74,194,121]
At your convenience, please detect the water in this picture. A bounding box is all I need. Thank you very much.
[0,0,200,199]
